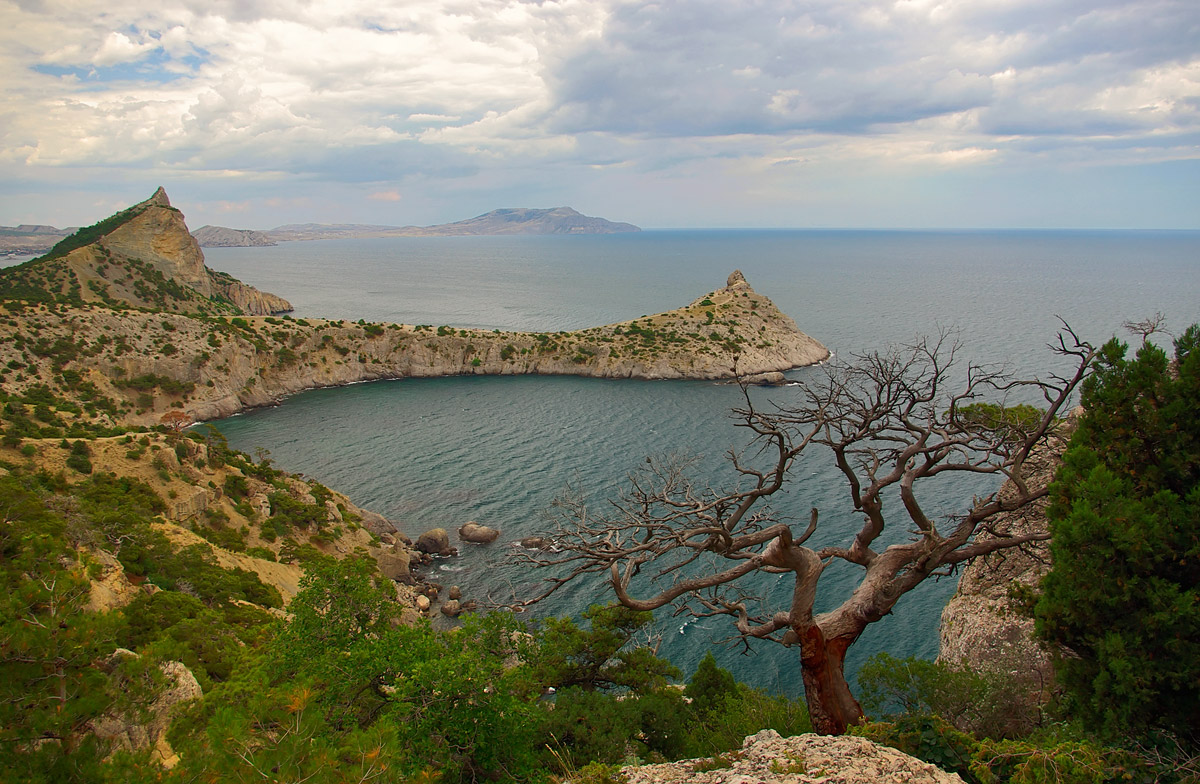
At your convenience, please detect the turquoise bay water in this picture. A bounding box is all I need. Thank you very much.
[203,229,1200,695]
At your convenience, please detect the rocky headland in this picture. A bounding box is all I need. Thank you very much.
[0,189,827,428]
[0,186,827,634]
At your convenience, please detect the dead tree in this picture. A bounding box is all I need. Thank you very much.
[513,327,1095,735]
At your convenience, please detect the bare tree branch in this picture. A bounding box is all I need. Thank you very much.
[508,325,1095,734]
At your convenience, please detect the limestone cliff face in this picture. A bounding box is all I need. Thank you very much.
[209,272,294,316]
[101,188,211,294]
[937,418,1076,711]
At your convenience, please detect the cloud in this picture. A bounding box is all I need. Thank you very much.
[0,0,1196,227]
[368,189,403,201]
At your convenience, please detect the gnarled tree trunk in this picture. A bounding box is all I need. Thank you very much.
[798,626,864,735]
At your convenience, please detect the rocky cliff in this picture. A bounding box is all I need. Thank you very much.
[937,417,1076,719]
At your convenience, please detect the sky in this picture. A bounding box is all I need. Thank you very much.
[0,0,1197,230]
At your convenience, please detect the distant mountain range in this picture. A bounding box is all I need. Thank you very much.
[194,206,641,246]
[2,207,640,254]
[0,224,78,255]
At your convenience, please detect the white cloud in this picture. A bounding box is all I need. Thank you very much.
[0,0,1196,227]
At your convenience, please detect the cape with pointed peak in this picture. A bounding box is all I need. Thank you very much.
[0,187,291,316]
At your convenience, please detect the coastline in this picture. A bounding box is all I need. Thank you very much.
[0,271,829,428]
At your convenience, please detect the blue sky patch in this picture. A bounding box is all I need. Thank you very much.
[33,48,206,84]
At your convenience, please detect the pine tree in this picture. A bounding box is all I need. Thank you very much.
[1036,325,1200,741]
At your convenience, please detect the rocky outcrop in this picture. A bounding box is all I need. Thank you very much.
[210,275,293,315]
[87,549,142,612]
[622,729,963,784]
[87,651,203,769]
[99,187,212,294]
[416,528,453,556]
[192,225,277,247]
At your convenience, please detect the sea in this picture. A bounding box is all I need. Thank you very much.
[191,229,1196,696]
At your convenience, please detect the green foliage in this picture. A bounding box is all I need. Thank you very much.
[529,604,681,692]
[65,438,93,474]
[684,651,738,714]
[857,653,1041,739]
[956,402,1047,446]
[114,373,194,396]
[684,684,811,758]
[969,733,1152,784]
[853,715,981,782]
[36,204,148,262]
[267,490,328,531]
[267,558,541,780]
[0,474,159,782]
[1036,325,1200,741]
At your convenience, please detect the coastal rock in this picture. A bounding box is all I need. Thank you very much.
[416,528,452,555]
[0,189,829,429]
[448,585,461,600]
[11,187,291,316]
[458,521,500,544]
[416,594,431,612]
[621,729,963,784]
[440,599,463,617]
[519,536,550,550]
[358,508,401,537]
[743,371,787,386]
[375,548,411,582]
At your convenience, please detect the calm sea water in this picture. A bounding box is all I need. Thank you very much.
[202,230,1200,695]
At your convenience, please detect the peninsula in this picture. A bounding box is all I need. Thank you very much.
[0,188,828,427]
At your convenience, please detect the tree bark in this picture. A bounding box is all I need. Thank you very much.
[799,627,864,735]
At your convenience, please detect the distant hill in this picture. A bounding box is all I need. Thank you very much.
[192,225,276,248]
[195,207,641,245]
[0,224,77,255]
[392,206,641,237]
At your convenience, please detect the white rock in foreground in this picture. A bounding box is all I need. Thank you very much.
[621,729,964,784]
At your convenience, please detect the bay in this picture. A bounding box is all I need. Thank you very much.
[202,229,1200,695]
